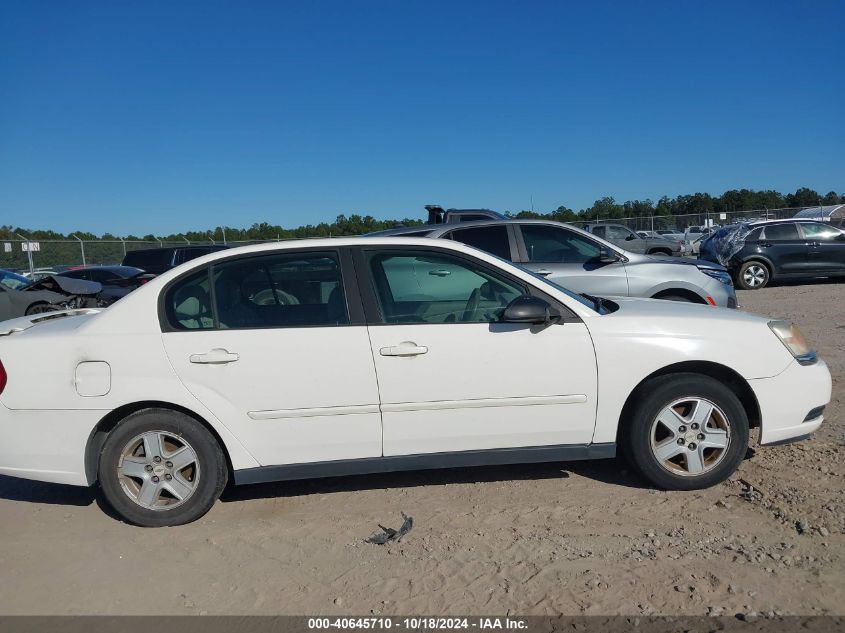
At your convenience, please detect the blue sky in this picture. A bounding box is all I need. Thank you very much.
[1,1,843,236]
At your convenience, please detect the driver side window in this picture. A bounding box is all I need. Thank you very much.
[366,251,524,324]
[607,225,635,240]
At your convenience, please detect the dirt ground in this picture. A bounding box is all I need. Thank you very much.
[0,281,842,616]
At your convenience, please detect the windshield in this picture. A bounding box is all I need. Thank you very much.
[0,270,30,290]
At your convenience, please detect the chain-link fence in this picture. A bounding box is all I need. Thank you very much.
[0,239,285,274]
[568,206,813,232]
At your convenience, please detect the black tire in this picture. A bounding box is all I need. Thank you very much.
[621,373,748,491]
[736,260,770,290]
[25,302,57,316]
[648,249,672,256]
[98,408,228,527]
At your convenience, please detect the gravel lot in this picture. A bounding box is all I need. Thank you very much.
[0,282,842,616]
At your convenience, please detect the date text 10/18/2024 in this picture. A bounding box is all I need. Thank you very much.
[308,618,528,630]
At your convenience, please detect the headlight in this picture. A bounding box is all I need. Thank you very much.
[768,320,817,365]
[698,267,733,285]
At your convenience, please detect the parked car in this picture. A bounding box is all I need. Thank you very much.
[583,223,683,256]
[122,245,228,276]
[699,220,845,290]
[57,265,151,305]
[1,236,825,526]
[372,220,736,307]
[21,268,62,283]
[637,230,674,239]
[424,205,507,224]
[0,269,99,320]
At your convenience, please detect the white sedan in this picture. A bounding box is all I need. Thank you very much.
[0,238,831,526]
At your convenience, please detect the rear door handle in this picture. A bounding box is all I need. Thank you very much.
[535,269,553,276]
[190,348,240,364]
[380,342,428,357]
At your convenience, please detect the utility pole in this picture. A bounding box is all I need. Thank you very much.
[222,228,227,245]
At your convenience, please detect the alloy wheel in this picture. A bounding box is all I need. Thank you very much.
[649,397,731,476]
[742,264,767,288]
[117,431,201,510]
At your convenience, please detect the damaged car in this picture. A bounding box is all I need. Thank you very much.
[0,274,104,321]
[699,220,845,289]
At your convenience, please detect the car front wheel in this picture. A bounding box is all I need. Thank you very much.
[98,408,228,527]
[623,374,749,490]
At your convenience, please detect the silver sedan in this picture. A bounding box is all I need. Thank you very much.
[370,219,737,307]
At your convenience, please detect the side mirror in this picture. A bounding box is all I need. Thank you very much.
[501,295,559,325]
[599,248,619,264]
[625,234,636,241]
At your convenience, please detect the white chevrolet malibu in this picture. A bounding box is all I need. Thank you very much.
[0,238,832,526]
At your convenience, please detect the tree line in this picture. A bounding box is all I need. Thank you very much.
[1,186,842,247]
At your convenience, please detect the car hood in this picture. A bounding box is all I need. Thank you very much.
[583,297,794,379]
[631,254,727,271]
[603,296,764,323]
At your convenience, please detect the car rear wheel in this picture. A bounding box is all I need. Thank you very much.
[648,248,672,256]
[98,408,227,527]
[622,374,748,490]
[737,261,770,290]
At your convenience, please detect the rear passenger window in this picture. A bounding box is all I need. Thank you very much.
[761,224,799,240]
[446,225,512,259]
[212,252,347,329]
[166,269,214,330]
[164,252,348,330]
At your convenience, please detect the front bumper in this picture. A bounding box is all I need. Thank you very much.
[701,276,738,308]
[749,358,832,445]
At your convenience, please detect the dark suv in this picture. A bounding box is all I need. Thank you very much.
[699,220,845,289]
[122,245,228,276]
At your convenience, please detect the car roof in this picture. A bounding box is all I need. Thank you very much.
[747,218,823,226]
[61,265,144,275]
[364,225,435,237]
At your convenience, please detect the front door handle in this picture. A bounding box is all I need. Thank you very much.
[759,242,772,248]
[535,269,553,276]
[380,342,428,357]
[190,348,240,364]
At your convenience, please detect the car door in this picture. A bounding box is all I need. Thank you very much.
[440,224,519,261]
[800,222,845,272]
[757,223,810,274]
[515,223,629,297]
[160,248,382,466]
[356,246,598,456]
